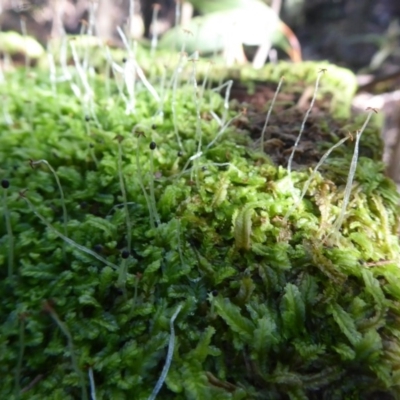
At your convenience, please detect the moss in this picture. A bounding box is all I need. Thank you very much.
[1,52,400,400]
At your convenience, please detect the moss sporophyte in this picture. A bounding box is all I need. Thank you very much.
[1,34,400,399]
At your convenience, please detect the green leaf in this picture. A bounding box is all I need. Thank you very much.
[333,343,356,361]
[181,361,210,400]
[251,315,279,357]
[192,326,217,362]
[280,283,305,339]
[329,303,362,346]
[213,297,254,342]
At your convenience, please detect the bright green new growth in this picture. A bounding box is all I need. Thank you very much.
[0,50,400,400]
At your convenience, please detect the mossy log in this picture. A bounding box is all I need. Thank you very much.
[0,50,400,399]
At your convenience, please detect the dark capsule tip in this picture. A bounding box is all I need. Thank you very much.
[212,290,218,297]
[177,151,183,157]
[149,141,157,150]
[151,124,157,129]
[93,244,103,253]
[122,57,127,63]
[1,179,10,189]
[84,115,90,122]
[121,250,130,259]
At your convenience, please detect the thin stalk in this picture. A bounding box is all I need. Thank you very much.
[117,140,132,253]
[283,134,351,223]
[22,195,119,270]
[169,35,189,150]
[122,58,136,114]
[117,258,128,300]
[134,130,156,228]
[20,17,30,77]
[3,187,14,277]
[151,4,161,57]
[14,316,25,397]
[44,303,87,400]
[287,69,325,177]
[329,109,375,239]
[206,113,242,149]
[88,367,97,400]
[260,76,284,152]
[30,160,68,257]
[212,80,233,127]
[200,61,213,99]
[70,40,98,125]
[117,26,160,103]
[83,0,98,71]
[148,304,182,400]
[149,144,161,226]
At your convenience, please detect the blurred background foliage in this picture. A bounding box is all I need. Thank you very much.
[1,0,400,73]
[2,0,400,182]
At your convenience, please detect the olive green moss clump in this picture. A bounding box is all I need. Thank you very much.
[1,62,400,400]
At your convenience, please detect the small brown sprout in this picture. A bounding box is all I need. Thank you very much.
[183,29,193,36]
[133,130,146,138]
[366,107,378,113]
[114,134,124,143]
[347,131,354,141]
[18,189,28,199]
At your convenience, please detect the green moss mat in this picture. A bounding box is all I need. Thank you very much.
[1,58,400,399]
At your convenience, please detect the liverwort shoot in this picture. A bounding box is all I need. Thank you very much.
[260,76,284,152]
[148,304,183,400]
[287,69,325,181]
[2,179,14,277]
